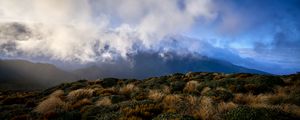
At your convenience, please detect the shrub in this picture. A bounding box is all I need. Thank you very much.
[0,104,32,120]
[153,113,196,120]
[43,109,81,120]
[204,89,234,102]
[140,77,170,89]
[244,84,273,94]
[110,95,127,104]
[224,106,297,120]
[245,75,284,86]
[101,78,119,88]
[1,96,27,105]
[11,114,31,120]
[170,81,186,92]
[81,105,120,120]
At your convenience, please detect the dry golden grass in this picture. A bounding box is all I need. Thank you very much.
[119,84,139,95]
[217,102,237,113]
[250,103,300,117]
[162,94,182,112]
[201,87,211,94]
[148,90,165,101]
[66,89,94,102]
[34,96,69,114]
[183,81,199,93]
[233,93,267,105]
[185,95,198,105]
[216,87,226,91]
[162,85,171,94]
[35,90,69,114]
[183,95,202,118]
[197,96,217,120]
[99,87,118,95]
[96,97,112,106]
[71,98,92,109]
[49,90,64,98]
[280,104,300,117]
[233,93,290,106]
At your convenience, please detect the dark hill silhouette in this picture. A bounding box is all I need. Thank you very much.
[73,52,267,79]
[0,59,76,90]
[0,52,267,90]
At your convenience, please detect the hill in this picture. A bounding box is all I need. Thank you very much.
[0,72,299,120]
[0,59,76,90]
[0,53,267,90]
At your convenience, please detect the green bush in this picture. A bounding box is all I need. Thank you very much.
[153,113,196,120]
[0,104,31,120]
[110,95,127,104]
[45,109,81,120]
[139,77,170,89]
[204,89,234,102]
[244,84,273,95]
[81,105,120,120]
[224,106,297,120]
[245,75,284,87]
[101,78,119,88]
[171,81,186,92]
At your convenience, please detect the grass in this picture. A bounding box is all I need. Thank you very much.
[119,83,139,95]
[34,91,69,114]
[1,72,300,120]
[66,89,94,102]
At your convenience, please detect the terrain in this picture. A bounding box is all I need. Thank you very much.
[0,53,266,90]
[0,59,75,90]
[0,72,299,120]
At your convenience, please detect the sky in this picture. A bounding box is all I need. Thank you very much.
[0,0,299,74]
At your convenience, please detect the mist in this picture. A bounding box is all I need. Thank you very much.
[0,0,299,75]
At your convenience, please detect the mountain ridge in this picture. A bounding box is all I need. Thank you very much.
[0,53,267,90]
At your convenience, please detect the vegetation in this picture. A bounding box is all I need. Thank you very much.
[1,72,300,120]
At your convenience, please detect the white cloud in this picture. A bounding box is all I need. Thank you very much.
[0,0,216,62]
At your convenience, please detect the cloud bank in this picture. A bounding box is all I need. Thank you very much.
[0,0,216,62]
[0,0,299,74]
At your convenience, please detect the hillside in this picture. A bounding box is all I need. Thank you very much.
[0,54,267,90]
[0,72,299,120]
[0,59,76,90]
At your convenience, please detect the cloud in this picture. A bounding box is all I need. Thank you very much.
[0,0,216,62]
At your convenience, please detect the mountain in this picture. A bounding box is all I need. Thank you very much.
[73,52,267,79]
[0,59,76,90]
[0,52,267,90]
